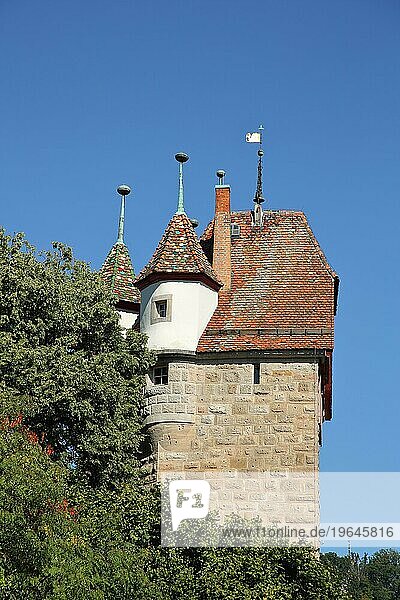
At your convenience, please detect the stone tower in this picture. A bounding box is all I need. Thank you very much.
[102,157,339,526]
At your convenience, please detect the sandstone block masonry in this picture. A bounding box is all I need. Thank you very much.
[143,360,321,475]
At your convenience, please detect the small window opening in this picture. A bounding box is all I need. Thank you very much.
[253,364,260,384]
[151,295,172,324]
[154,365,168,385]
[156,300,167,318]
[231,224,240,238]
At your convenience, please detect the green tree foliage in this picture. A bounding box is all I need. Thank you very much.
[322,549,400,600]
[366,549,400,599]
[0,421,83,599]
[0,231,153,488]
[0,420,162,599]
[170,546,349,600]
[0,229,381,599]
[322,552,371,599]
[0,230,158,597]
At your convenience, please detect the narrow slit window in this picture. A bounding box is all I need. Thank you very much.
[253,364,260,384]
[154,365,168,385]
[156,300,167,318]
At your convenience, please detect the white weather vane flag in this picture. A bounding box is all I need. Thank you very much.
[246,126,263,144]
[245,131,261,143]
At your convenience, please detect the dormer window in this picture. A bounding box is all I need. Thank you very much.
[231,224,240,238]
[151,294,172,323]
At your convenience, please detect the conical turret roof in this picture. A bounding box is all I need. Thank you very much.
[135,213,221,290]
[101,242,140,304]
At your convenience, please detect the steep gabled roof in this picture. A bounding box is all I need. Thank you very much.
[135,213,221,290]
[197,210,339,352]
[100,242,140,304]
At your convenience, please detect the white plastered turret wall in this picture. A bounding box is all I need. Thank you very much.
[139,280,218,352]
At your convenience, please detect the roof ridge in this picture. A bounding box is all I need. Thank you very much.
[110,242,121,292]
[183,213,206,272]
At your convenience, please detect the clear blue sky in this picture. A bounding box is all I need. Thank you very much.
[1,1,399,474]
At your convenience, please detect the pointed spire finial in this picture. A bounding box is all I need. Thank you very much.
[246,125,265,228]
[246,124,266,215]
[116,184,131,244]
[175,152,189,214]
[254,125,265,205]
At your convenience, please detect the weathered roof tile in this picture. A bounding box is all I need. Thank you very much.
[136,213,221,289]
[197,210,338,352]
[100,242,140,304]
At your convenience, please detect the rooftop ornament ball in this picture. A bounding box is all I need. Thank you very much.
[175,152,189,163]
[117,185,131,196]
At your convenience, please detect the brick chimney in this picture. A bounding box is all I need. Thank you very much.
[212,184,231,290]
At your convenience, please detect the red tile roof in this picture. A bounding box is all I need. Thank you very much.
[135,213,221,290]
[100,242,140,304]
[197,210,338,352]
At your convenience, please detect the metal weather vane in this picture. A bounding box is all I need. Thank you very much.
[246,125,265,227]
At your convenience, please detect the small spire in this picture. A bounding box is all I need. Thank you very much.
[254,125,265,205]
[252,126,265,228]
[175,152,189,214]
[116,184,131,244]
